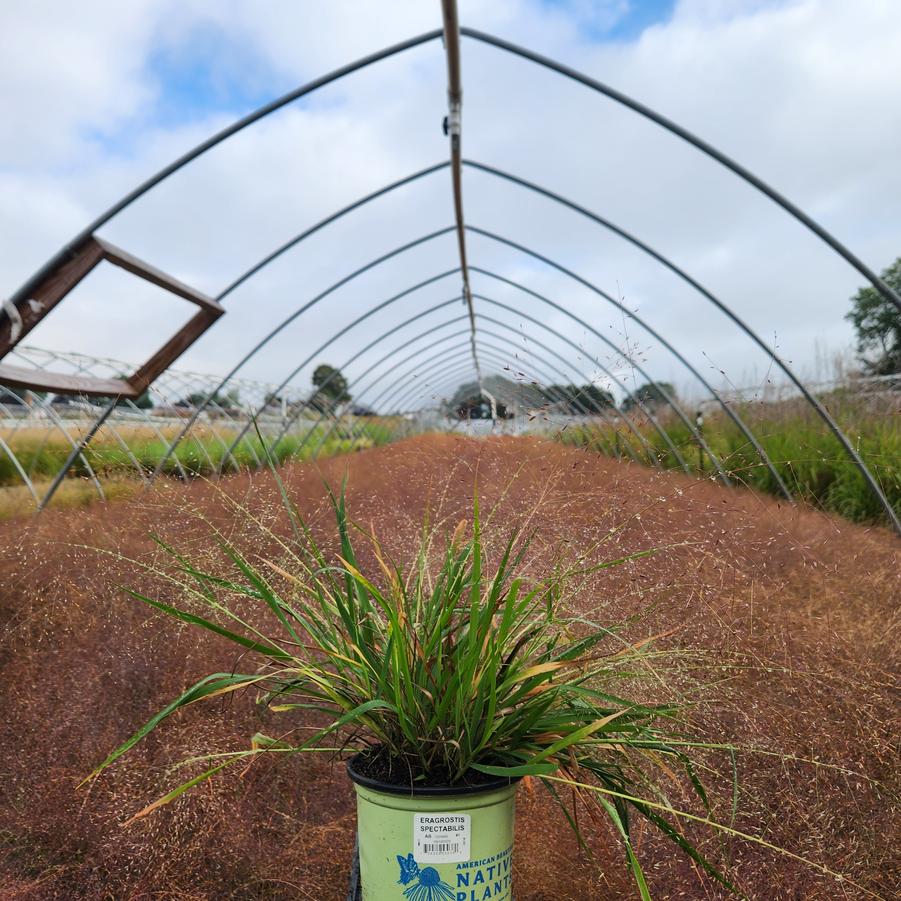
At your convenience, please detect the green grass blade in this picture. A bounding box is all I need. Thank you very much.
[123,588,292,661]
[82,672,261,784]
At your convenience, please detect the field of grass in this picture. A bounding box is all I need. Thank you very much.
[0,435,896,898]
[5,393,898,526]
[0,417,402,516]
[555,391,900,524]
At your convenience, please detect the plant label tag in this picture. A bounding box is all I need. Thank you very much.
[413,813,470,863]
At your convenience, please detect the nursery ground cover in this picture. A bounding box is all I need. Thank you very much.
[0,434,897,899]
[0,418,398,485]
[554,391,900,524]
[0,417,399,518]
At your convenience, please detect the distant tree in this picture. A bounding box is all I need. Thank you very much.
[543,383,614,414]
[2,389,47,405]
[846,257,901,376]
[177,389,239,410]
[130,389,154,410]
[176,393,201,408]
[94,374,153,410]
[621,381,675,413]
[580,384,616,413]
[220,389,241,410]
[311,364,351,412]
[455,396,509,419]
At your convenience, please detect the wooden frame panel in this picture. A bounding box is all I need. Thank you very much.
[0,236,224,397]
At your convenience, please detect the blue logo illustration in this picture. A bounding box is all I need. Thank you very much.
[396,854,455,900]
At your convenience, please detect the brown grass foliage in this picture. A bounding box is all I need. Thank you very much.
[0,434,898,899]
[0,478,142,521]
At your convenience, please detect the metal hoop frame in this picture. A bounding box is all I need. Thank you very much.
[298,322,660,467]
[2,23,896,532]
[253,284,684,472]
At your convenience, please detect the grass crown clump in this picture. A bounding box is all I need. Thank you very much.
[87,477,738,897]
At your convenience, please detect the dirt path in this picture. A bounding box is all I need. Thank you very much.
[0,434,897,899]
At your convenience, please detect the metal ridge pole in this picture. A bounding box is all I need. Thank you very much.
[214,274,463,472]
[382,337,641,465]
[147,225,456,482]
[462,159,792,499]
[441,0,483,393]
[259,313,472,461]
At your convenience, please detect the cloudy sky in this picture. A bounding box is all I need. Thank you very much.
[2,0,900,409]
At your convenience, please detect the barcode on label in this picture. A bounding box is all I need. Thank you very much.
[423,842,459,855]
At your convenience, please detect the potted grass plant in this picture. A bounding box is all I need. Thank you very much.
[84,476,737,900]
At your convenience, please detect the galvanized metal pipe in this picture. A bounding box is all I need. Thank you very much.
[471,269,730,482]
[218,162,450,302]
[460,28,901,314]
[334,322,658,466]
[263,284,665,469]
[5,23,895,530]
[260,315,476,458]
[467,227,899,530]
[380,323,658,466]
[148,227,457,481]
[372,338,618,437]
[463,161,793,498]
[214,274,464,473]
[287,332,482,458]
[1,29,446,318]
[380,339,634,463]
[440,0,482,390]
[318,347,532,459]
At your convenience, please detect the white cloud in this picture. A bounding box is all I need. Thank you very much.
[0,1,168,167]
[1,0,899,409]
